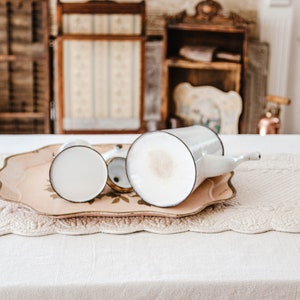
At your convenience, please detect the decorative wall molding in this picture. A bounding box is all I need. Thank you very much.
[269,0,291,6]
[258,0,294,132]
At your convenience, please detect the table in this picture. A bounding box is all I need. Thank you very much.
[1,134,300,300]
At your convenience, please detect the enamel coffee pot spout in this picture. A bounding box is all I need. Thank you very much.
[203,152,261,178]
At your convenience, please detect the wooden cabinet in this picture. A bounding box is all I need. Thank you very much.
[161,0,250,131]
[55,1,146,134]
[0,0,50,133]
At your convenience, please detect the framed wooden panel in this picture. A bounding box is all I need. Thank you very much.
[55,0,146,134]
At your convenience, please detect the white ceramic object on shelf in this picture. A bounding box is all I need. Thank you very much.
[173,83,242,134]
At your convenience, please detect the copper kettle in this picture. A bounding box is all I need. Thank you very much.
[258,95,291,135]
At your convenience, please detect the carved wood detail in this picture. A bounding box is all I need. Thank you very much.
[167,0,253,28]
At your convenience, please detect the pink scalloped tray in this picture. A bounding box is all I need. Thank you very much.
[0,144,235,218]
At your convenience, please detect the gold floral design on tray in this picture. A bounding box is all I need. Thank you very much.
[45,180,61,200]
[45,180,152,207]
[96,191,151,206]
[137,199,151,206]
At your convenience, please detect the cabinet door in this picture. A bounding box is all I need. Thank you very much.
[56,37,144,133]
[55,1,146,133]
[0,0,50,133]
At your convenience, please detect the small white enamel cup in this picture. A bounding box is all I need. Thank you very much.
[103,145,133,193]
[49,140,108,202]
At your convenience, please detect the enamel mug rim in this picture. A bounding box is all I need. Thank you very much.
[49,145,108,203]
[106,156,133,193]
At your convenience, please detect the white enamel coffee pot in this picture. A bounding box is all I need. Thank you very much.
[126,125,260,207]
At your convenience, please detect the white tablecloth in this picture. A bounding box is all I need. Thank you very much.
[1,134,300,300]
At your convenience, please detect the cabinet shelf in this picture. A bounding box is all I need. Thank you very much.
[58,1,144,15]
[165,58,241,71]
[0,55,48,62]
[167,23,246,33]
[58,34,146,41]
[0,112,45,119]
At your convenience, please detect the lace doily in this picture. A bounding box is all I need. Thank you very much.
[1,153,300,235]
